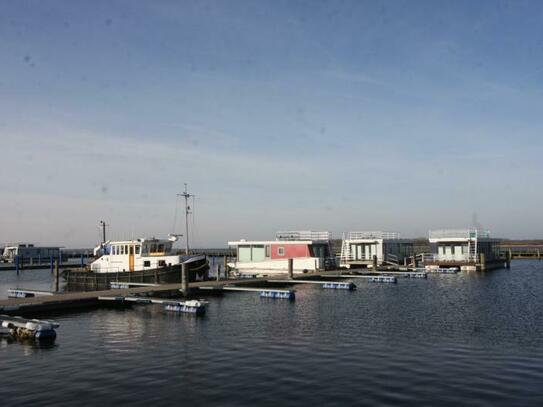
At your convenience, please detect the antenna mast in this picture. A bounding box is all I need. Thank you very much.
[99,220,108,244]
[177,184,194,255]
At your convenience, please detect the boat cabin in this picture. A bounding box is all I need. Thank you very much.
[228,231,335,275]
[427,229,503,271]
[340,231,413,268]
[1,244,61,264]
[91,237,183,273]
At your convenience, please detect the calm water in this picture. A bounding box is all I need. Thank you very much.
[1,261,543,406]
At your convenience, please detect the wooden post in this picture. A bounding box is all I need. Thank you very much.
[54,259,60,292]
[372,255,378,271]
[288,258,294,279]
[224,256,228,279]
[50,255,54,274]
[15,255,20,276]
[538,249,541,261]
[217,264,221,281]
[506,250,511,269]
[181,263,189,297]
[80,254,85,269]
[30,257,33,266]
[479,253,486,271]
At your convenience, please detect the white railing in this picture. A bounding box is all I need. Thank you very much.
[276,231,331,241]
[347,231,400,240]
[429,229,490,240]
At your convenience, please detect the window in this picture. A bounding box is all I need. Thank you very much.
[265,245,271,257]
[451,246,455,255]
[158,244,164,252]
[135,245,140,255]
[124,245,128,254]
[120,246,124,255]
[158,260,166,267]
[143,260,151,267]
[278,247,285,256]
[129,246,134,255]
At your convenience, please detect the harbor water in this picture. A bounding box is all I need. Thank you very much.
[1,261,543,406]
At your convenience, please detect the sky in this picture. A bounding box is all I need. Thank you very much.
[0,0,542,248]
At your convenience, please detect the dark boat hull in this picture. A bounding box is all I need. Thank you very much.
[62,257,209,290]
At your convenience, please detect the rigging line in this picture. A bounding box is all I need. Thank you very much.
[191,195,196,248]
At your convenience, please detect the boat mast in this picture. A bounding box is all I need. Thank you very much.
[177,184,194,255]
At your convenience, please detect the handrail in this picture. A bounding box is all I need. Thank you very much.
[347,231,401,240]
[276,231,331,241]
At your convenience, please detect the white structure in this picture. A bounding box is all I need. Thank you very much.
[1,244,60,263]
[428,229,502,270]
[340,231,413,268]
[90,236,202,273]
[228,231,335,276]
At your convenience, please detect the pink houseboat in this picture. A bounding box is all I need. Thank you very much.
[228,231,336,276]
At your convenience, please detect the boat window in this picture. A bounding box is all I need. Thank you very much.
[143,260,151,267]
[135,245,140,255]
[129,246,134,255]
[158,244,164,252]
[278,247,285,256]
[151,244,157,253]
[125,245,128,254]
[158,260,166,267]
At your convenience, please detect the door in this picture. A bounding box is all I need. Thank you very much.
[129,245,135,272]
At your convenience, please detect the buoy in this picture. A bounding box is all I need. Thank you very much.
[164,300,207,314]
[368,276,397,284]
[322,282,357,290]
[259,290,296,300]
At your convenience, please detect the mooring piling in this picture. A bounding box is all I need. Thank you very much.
[288,258,294,279]
[181,263,189,297]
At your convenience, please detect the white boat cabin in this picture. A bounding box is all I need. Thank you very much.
[340,231,413,268]
[1,244,61,263]
[228,231,335,275]
[91,237,184,273]
[428,229,500,264]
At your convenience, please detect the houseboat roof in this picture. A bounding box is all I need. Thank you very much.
[229,231,331,246]
[228,240,322,246]
[344,231,402,240]
[429,229,493,242]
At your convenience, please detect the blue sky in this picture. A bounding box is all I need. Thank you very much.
[1,0,542,247]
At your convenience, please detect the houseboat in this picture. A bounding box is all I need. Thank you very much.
[339,231,414,269]
[63,235,209,288]
[426,229,505,271]
[228,231,336,276]
[1,244,61,264]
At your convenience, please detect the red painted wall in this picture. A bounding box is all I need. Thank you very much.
[271,243,310,259]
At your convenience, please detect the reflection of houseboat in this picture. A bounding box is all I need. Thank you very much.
[426,229,505,271]
[63,235,208,288]
[228,231,336,276]
[340,231,414,268]
[1,244,61,263]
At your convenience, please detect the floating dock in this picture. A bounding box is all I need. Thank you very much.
[7,289,55,298]
[98,296,207,314]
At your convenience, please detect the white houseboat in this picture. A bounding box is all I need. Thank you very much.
[1,244,61,263]
[228,231,336,276]
[426,229,504,271]
[339,231,414,268]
